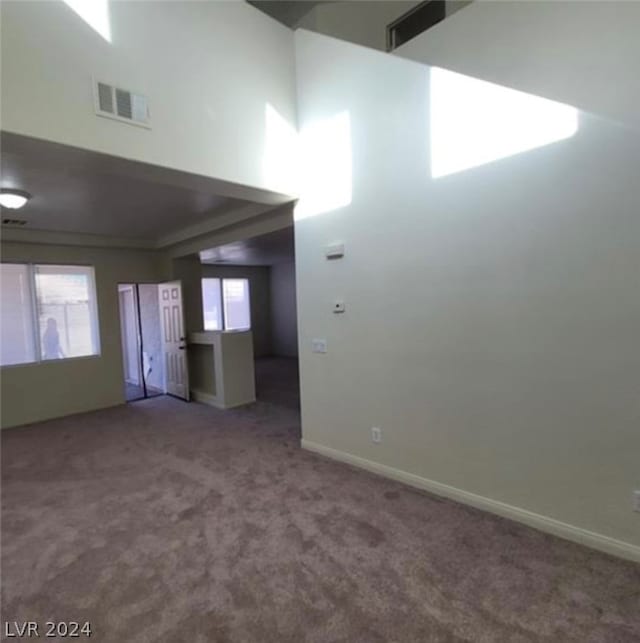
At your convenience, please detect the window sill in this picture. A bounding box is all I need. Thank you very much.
[1,354,102,370]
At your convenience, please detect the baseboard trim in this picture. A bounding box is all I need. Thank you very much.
[191,389,224,409]
[301,439,640,564]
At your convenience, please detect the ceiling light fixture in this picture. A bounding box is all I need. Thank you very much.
[0,189,32,210]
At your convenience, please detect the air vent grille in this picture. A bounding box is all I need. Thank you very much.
[93,79,150,128]
[115,88,132,119]
[97,82,114,113]
[2,218,27,226]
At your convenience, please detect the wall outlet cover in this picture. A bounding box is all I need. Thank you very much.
[371,427,382,443]
[325,243,345,259]
[634,490,640,513]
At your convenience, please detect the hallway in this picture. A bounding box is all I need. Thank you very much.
[254,357,300,411]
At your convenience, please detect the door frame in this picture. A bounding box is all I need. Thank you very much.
[117,281,165,401]
[118,284,143,388]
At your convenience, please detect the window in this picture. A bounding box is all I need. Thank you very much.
[387,1,447,51]
[223,279,251,331]
[0,263,100,366]
[0,264,36,366]
[201,278,251,331]
[201,278,222,330]
[34,265,100,360]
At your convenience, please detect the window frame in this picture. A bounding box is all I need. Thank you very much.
[201,277,224,331]
[201,277,251,332]
[0,262,102,368]
[386,0,447,52]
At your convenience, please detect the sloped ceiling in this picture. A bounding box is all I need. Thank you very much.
[247,1,331,28]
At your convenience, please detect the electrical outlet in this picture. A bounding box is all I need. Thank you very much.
[633,491,640,513]
[371,427,382,444]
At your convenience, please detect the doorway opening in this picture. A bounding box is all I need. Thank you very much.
[118,283,164,402]
[199,225,300,411]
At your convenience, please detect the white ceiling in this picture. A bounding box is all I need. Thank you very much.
[0,132,278,244]
[200,226,294,266]
[247,1,330,28]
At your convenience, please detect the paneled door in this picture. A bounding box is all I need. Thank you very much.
[158,281,189,400]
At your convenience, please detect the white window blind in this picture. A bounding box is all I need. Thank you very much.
[0,264,36,366]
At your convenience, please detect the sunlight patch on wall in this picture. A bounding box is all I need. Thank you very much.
[63,0,111,42]
[295,111,352,221]
[430,67,578,178]
[264,104,299,197]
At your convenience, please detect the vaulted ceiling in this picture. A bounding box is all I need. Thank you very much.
[247,1,331,28]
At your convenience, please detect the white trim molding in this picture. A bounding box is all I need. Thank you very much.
[301,439,640,564]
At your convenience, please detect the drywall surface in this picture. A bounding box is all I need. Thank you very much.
[1,242,163,428]
[0,0,297,197]
[396,0,640,130]
[294,31,640,551]
[138,283,162,391]
[270,262,298,357]
[170,256,205,337]
[201,264,272,357]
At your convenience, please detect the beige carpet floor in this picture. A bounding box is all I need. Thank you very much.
[2,358,639,642]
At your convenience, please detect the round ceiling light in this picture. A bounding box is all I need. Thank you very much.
[0,189,32,209]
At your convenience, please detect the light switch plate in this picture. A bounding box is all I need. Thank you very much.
[312,338,328,353]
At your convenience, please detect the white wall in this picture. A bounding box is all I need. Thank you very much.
[270,262,298,357]
[294,31,640,558]
[396,0,640,130]
[0,0,297,197]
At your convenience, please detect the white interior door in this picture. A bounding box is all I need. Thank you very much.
[159,281,189,400]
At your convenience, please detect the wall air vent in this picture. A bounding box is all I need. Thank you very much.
[93,79,150,128]
[2,218,27,226]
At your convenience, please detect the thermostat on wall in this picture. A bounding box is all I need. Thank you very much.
[333,300,345,313]
[325,243,344,259]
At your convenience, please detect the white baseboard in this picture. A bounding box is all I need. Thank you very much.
[191,389,224,409]
[301,439,640,564]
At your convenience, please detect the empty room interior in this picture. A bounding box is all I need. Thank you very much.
[0,1,638,641]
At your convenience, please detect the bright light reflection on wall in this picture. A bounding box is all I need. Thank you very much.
[430,67,578,178]
[63,0,111,42]
[295,111,352,221]
[264,104,299,197]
